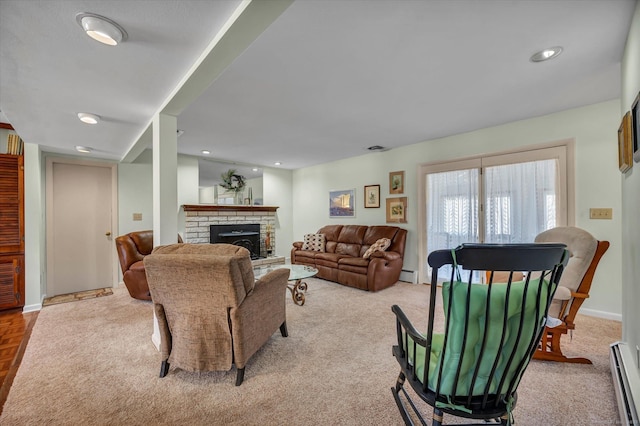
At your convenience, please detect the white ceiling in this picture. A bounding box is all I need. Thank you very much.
[0,0,636,185]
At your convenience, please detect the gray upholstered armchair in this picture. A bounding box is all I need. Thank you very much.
[533,226,609,364]
[143,243,290,385]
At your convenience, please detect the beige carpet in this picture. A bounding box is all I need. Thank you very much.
[1,279,621,425]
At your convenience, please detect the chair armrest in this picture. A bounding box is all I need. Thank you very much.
[570,291,589,299]
[254,268,290,292]
[392,305,426,347]
[552,285,572,301]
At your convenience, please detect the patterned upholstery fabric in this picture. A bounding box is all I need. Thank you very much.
[302,233,326,252]
[535,226,597,318]
[143,243,289,378]
[362,237,391,259]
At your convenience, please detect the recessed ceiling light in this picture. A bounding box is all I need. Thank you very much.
[76,13,127,46]
[201,150,211,155]
[274,162,281,166]
[77,112,100,124]
[367,145,388,151]
[530,46,563,62]
[252,168,258,172]
[75,146,93,153]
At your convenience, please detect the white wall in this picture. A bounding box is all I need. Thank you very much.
[620,0,640,362]
[118,158,154,235]
[292,100,622,317]
[263,167,293,259]
[118,151,199,238]
[23,143,44,310]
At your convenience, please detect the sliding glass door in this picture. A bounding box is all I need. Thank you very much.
[420,145,570,282]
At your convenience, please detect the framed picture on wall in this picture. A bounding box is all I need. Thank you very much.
[632,91,640,163]
[329,189,355,217]
[386,197,407,223]
[618,111,633,173]
[389,171,405,194]
[364,185,380,208]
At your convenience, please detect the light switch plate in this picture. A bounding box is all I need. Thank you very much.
[133,213,143,221]
[589,208,612,219]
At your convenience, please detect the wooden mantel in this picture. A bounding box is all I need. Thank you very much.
[182,204,278,213]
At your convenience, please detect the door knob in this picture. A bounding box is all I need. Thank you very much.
[105,231,112,236]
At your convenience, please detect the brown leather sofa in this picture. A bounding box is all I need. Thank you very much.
[115,230,155,300]
[291,225,407,291]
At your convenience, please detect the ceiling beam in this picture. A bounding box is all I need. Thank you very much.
[121,0,293,163]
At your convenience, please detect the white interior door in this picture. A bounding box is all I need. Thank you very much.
[47,161,114,297]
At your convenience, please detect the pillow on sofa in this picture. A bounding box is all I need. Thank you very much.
[302,233,326,252]
[363,238,391,259]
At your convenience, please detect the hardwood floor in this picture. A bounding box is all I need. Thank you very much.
[0,309,38,416]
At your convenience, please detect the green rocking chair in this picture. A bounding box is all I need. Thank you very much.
[391,243,568,425]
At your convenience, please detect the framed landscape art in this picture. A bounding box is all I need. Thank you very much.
[386,197,407,223]
[618,111,632,173]
[364,185,380,208]
[329,189,355,217]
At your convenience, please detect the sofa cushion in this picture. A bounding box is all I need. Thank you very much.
[336,242,362,257]
[295,249,317,261]
[315,252,349,269]
[363,238,391,259]
[302,233,326,252]
[362,226,400,256]
[337,225,368,244]
[339,256,369,267]
[317,225,344,252]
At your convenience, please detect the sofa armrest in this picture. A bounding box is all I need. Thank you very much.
[293,241,303,249]
[369,250,401,261]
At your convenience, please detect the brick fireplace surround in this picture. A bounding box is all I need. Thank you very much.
[182,205,278,257]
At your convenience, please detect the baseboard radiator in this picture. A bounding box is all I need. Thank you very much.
[610,341,640,425]
[399,269,418,284]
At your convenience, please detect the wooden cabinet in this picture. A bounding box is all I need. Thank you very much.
[0,154,24,310]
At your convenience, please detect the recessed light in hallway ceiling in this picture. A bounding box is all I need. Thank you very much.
[530,46,563,62]
[76,12,128,46]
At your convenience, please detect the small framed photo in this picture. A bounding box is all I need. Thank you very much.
[618,111,633,173]
[389,171,405,194]
[364,185,380,208]
[386,197,407,223]
[632,91,640,163]
[329,189,355,218]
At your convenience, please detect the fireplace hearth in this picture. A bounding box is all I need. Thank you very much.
[210,224,263,260]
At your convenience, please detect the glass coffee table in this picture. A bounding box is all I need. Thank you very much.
[253,264,318,306]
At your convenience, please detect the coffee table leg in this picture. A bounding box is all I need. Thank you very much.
[288,279,308,306]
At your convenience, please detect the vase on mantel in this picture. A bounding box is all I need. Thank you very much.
[235,190,244,205]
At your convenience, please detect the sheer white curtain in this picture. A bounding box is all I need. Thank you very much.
[427,168,479,252]
[426,168,479,279]
[424,158,559,280]
[420,145,569,283]
[483,159,558,244]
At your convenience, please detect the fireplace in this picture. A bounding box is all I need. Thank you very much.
[210,224,263,260]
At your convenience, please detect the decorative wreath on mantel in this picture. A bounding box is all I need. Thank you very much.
[220,169,246,193]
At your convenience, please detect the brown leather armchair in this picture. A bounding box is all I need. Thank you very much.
[143,243,290,385]
[115,230,184,300]
[115,230,155,300]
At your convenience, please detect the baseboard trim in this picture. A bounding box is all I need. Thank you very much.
[22,303,42,313]
[579,307,621,322]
